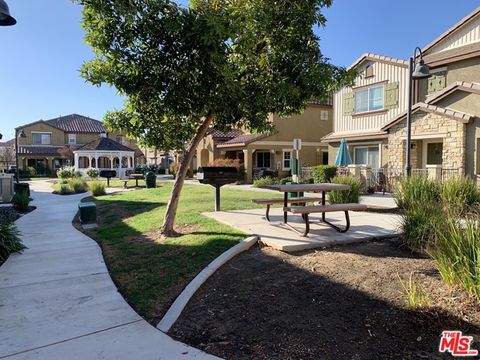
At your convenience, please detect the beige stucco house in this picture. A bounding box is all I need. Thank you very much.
[382,6,480,178]
[15,114,144,176]
[197,101,333,182]
[322,53,409,170]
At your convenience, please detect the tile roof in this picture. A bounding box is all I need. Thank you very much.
[18,146,64,155]
[348,53,408,70]
[381,102,474,131]
[216,133,269,148]
[76,137,135,152]
[207,128,245,139]
[321,130,388,143]
[45,114,106,133]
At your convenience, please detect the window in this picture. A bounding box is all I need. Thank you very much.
[256,152,271,168]
[354,146,380,168]
[320,110,329,121]
[32,133,51,145]
[283,150,292,170]
[68,134,76,144]
[365,64,374,78]
[355,85,384,113]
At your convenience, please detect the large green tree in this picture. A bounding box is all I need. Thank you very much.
[75,0,354,237]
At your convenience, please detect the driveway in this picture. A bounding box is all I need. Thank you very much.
[0,181,218,360]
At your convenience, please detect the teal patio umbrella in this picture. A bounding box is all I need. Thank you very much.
[334,139,352,166]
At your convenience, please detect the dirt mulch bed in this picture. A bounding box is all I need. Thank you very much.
[170,241,480,360]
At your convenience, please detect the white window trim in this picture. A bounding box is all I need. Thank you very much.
[320,110,329,121]
[31,132,52,145]
[68,134,76,144]
[354,85,385,114]
[282,149,292,170]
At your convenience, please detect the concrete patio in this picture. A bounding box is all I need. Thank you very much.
[205,207,401,252]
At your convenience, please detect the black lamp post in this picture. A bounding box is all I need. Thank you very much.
[15,129,26,183]
[0,0,16,26]
[405,47,431,176]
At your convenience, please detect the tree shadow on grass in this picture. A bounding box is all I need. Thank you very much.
[170,247,480,360]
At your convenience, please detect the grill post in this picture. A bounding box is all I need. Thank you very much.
[215,184,221,211]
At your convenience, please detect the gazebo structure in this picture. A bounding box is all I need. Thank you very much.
[73,136,135,178]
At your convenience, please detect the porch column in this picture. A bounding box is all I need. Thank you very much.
[244,148,253,183]
[74,153,80,169]
[426,165,442,181]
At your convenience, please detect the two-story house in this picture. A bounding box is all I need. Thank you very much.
[16,114,144,176]
[197,101,333,182]
[381,6,480,178]
[322,53,409,170]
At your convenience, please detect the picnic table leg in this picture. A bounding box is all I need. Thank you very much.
[321,191,326,222]
[136,178,139,187]
[303,213,310,236]
[283,192,288,223]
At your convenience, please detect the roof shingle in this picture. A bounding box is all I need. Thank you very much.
[76,137,135,152]
[45,114,106,133]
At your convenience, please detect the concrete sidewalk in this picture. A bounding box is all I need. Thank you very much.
[0,181,218,360]
[205,208,401,252]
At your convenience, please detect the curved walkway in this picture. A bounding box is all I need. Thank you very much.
[0,181,218,360]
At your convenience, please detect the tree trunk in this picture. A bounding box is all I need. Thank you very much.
[160,112,214,237]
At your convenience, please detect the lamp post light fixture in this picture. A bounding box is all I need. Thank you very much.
[15,129,26,183]
[0,0,16,26]
[405,47,431,176]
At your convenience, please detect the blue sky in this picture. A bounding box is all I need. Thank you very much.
[0,0,478,140]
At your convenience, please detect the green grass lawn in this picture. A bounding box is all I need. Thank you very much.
[80,182,281,324]
[52,178,162,193]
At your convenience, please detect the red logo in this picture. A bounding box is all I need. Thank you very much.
[439,331,478,357]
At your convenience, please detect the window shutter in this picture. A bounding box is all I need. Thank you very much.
[384,82,399,109]
[427,73,446,94]
[343,92,354,116]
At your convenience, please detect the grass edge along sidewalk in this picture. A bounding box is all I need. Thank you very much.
[77,182,282,324]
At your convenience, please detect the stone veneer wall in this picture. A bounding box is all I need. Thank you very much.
[387,112,466,174]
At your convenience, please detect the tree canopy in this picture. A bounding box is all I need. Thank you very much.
[75,0,355,236]
[77,0,353,150]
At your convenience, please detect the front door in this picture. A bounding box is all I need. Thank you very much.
[426,143,443,165]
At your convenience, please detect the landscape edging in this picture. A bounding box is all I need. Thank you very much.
[157,235,259,332]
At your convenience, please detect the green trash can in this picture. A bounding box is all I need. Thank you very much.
[78,202,97,223]
[145,171,156,188]
[286,182,304,204]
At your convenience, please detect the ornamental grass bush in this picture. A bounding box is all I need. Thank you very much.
[328,175,361,204]
[88,181,106,196]
[86,167,99,179]
[57,166,77,180]
[68,178,88,193]
[0,223,26,265]
[394,176,440,211]
[440,176,480,216]
[0,207,17,225]
[430,218,480,300]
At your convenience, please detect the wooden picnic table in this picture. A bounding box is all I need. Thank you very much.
[265,183,365,236]
[127,173,145,187]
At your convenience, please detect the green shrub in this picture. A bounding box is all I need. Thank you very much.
[0,223,26,264]
[57,166,76,179]
[394,176,440,210]
[253,176,280,188]
[89,181,106,196]
[440,176,480,216]
[14,182,30,197]
[328,175,361,204]
[26,166,36,177]
[312,165,337,183]
[68,178,88,193]
[430,218,480,300]
[87,167,99,179]
[145,171,156,188]
[74,170,83,178]
[0,207,17,225]
[398,272,431,309]
[12,191,30,211]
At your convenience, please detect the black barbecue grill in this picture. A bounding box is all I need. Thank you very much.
[99,170,117,187]
[197,166,238,211]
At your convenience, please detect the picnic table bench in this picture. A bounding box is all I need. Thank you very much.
[252,196,323,222]
[285,203,367,236]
